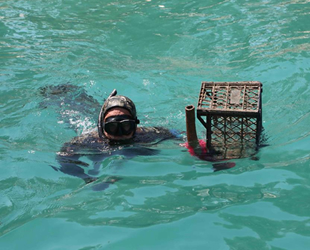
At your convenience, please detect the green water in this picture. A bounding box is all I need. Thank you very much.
[1,0,310,249]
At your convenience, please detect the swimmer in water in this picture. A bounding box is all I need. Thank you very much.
[52,87,238,189]
[54,89,181,189]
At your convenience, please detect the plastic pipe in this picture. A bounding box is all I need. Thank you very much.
[185,105,201,155]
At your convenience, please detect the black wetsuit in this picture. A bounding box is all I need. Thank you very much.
[55,127,180,187]
[40,84,182,188]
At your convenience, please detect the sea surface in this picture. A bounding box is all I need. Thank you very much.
[1,0,310,249]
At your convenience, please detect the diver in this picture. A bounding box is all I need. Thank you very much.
[52,87,238,190]
[54,89,181,189]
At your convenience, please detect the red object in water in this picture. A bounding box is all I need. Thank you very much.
[185,139,207,158]
[184,139,236,170]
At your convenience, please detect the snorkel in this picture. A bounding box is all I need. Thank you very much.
[185,105,202,156]
[98,89,117,138]
[97,89,140,139]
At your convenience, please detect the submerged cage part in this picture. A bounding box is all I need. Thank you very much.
[197,81,262,159]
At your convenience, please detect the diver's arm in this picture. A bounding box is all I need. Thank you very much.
[56,154,96,184]
[55,142,96,183]
[55,139,120,189]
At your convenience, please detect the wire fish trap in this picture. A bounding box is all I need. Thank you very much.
[197,81,263,159]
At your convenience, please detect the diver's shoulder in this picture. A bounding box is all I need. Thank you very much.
[137,126,169,134]
[60,128,109,154]
[70,128,101,144]
[134,126,182,144]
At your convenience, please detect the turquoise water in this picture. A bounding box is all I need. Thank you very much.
[1,0,310,249]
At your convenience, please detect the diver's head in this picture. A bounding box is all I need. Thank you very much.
[98,90,140,141]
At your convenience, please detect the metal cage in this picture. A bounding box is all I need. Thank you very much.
[197,81,263,159]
